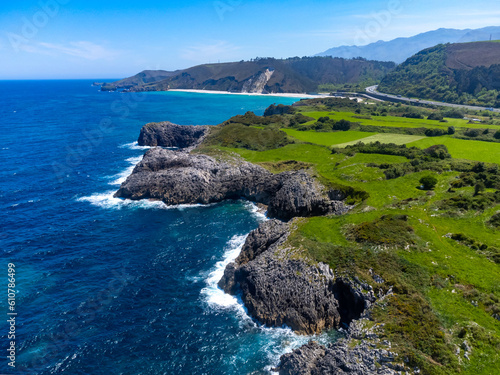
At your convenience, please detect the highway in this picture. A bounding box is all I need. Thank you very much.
[364,85,500,113]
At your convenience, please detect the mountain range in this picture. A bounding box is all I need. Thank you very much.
[316,26,500,63]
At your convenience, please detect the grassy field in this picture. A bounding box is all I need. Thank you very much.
[282,127,499,164]
[227,140,500,374]
[203,98,500,374]
[334,133,425,147]
[300,110,500,130]
[409,136,500,164]
[283,128,375,146]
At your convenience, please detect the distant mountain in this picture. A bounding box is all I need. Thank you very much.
[105,57,395,94]
[378,41,500,107]
[316,27,500,63]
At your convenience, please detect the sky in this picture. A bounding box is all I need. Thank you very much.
[0,0,499,79]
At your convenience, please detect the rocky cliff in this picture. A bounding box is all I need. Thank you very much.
[115,142,347,221]
[277,318,405,375]
[112,121,397,374]
[218,220,376,335]
[137,121,209,148]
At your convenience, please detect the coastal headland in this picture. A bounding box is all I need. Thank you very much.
[116,97,500,374]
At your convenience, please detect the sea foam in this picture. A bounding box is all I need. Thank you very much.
[118,141,151,151]
[77,191,202,211]
[202,231,336,373]
[202,234,248,310]
[107,156,143,186]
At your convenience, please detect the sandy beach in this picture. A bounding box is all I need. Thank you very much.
[168,89,331,99]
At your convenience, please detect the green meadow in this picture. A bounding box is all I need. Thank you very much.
[300,110,500,130]
[202,98,500,374]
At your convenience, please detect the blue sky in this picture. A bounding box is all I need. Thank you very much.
[1,0,499,79]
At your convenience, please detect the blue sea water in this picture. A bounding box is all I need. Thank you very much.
[0,81,336,374]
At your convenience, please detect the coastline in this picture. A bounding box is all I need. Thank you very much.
[168,89,331,99]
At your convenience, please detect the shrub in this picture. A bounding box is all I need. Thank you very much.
[447,126,455,135]
[427,113,443,121]
[404,112,424,119]
[464,129,480,137]
[442,109,464,119]
[420,175,438,190]
[263,104,295,116]
[350,215,415,246]
[425,128,446,137]
[489,213,500,228]
[332,119,352,131]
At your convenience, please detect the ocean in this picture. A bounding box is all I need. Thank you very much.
[0,80,336,374]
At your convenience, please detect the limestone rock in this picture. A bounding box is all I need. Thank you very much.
[137,121,208,148]
[115,148,348,221]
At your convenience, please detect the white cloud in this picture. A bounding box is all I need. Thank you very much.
[37,41,121,60]
[181,41,241,62]
[13,40,122,60]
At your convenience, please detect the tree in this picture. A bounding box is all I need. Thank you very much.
[447,126,455,135]
[420,175,438,190]
[474,182,485,196]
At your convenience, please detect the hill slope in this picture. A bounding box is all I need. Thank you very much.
[106,57,395,94]
[101,70,177,91]
[378,41,500,107]
[316,26,500,63]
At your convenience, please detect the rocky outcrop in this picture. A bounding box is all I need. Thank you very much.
[277,319,405,375]
[114,147,348,221]
[137,121,208,148]
[219,220,341,334]
[242,68,275,93]
[218,220,375,335]
[277,341,402,375]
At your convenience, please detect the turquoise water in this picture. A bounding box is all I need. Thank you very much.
[0,80,334,374]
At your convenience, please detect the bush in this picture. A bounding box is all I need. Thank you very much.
[332,119,351,131]
[420,175,438,190]
[294,113,313,124]
[263,104,295,116]
[442,109,464,119]
[464,129,480,137]
[427,113,443,121]
[489,213,500,228]
[447,126,455,135]
[403,112,424,119]
[350,215,415,246]
[425,128,446,137]
[494,130,500,140]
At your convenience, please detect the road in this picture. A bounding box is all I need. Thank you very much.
[364,85,500,113]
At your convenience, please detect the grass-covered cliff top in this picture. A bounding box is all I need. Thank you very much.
[195,97,500,374]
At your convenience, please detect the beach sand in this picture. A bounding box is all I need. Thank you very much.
[168,89,331,99]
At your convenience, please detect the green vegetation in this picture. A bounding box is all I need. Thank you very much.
[349,214,415,245]
[378,42,500,107]
[197,97,500,374]
[202,123,292,151]
[420,175,438,190]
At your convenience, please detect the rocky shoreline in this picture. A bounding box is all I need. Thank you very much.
[115,121,409,374]
[115,123,348,221]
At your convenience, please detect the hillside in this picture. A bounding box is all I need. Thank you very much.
[101,70,177,91]
[378,41,500,107]
[190,98,500,375]
[316,26,500,63]
[104,57,395,94]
